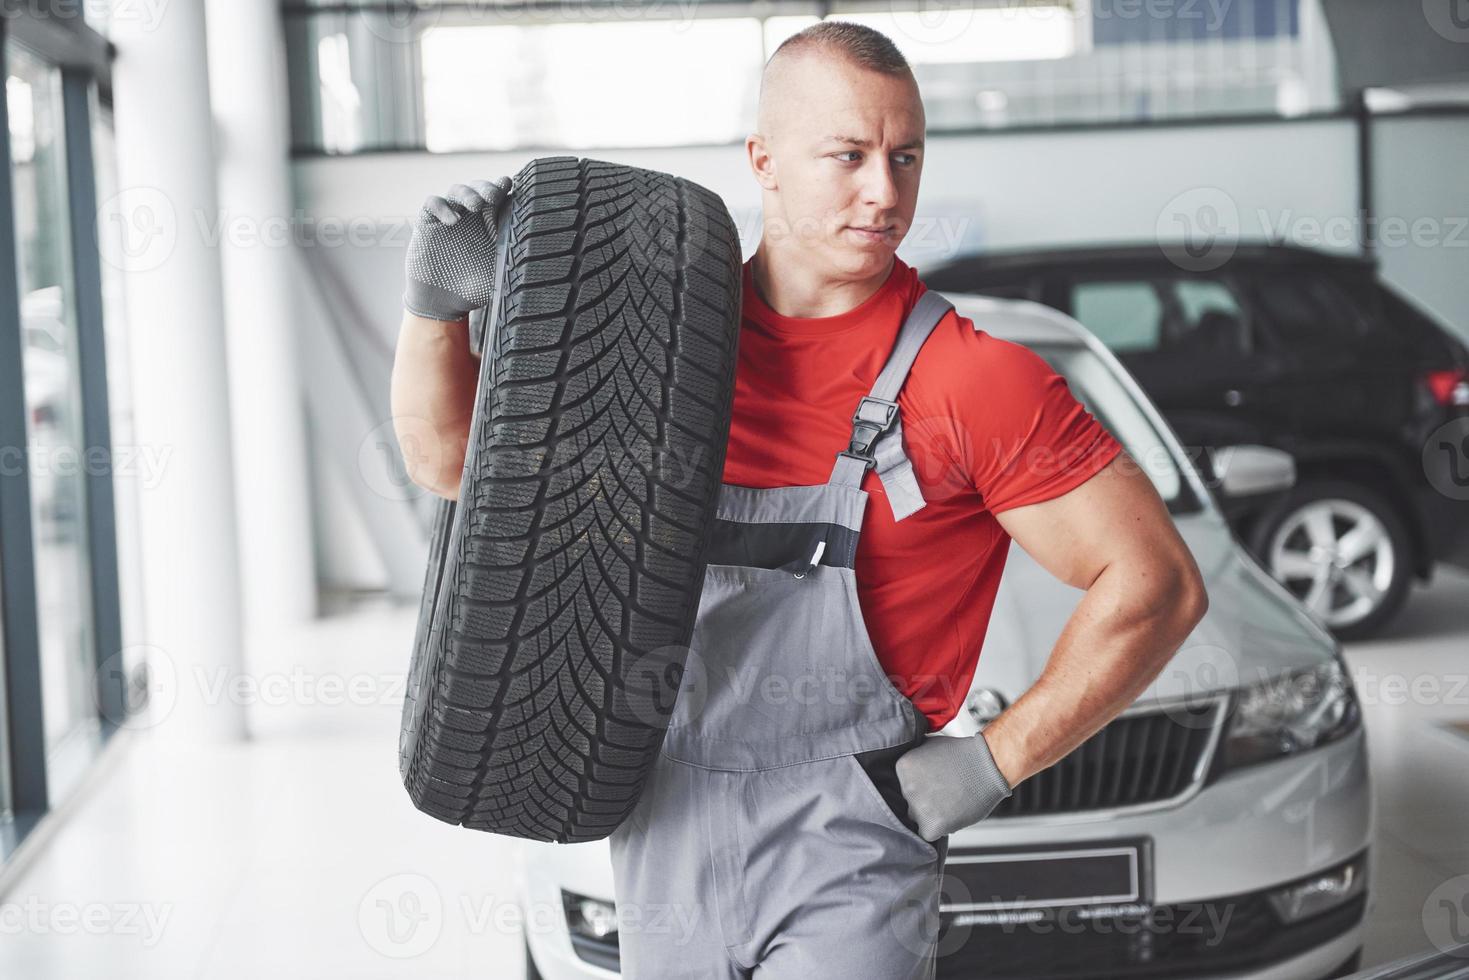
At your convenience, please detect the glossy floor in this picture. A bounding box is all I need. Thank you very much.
[0,568,1465,978]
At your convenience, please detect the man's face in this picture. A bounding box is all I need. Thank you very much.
[753,54,925,280]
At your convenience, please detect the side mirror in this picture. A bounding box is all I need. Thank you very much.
[1208,445,1297,498]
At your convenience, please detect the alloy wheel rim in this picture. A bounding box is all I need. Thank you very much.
[1267,498,1396,629]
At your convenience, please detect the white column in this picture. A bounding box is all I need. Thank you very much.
[109,0,247,739]
[204,0,318,633]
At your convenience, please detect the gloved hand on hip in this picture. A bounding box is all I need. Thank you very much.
[403,176,513,322]
[895,729,1013,840]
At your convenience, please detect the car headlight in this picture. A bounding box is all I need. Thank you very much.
[1220,660,1360,770]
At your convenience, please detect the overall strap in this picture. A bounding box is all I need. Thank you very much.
[828,290,955,520]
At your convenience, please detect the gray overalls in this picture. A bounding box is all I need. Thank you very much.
[609,292,957,979]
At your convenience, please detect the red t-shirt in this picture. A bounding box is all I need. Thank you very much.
[722,256,1124,730]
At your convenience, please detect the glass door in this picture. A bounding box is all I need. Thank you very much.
[6,40,101,791]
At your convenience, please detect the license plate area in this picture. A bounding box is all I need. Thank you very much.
[941,838,1152,918]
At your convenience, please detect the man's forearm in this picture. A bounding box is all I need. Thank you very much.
[980,561,1208,787]
[389,311,479,500]
[392,176,512,498]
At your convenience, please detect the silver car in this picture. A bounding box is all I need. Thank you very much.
[514,294,1373,980]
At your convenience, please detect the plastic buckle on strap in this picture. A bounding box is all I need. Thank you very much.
[853,395,900,431]
[838,396,900,469]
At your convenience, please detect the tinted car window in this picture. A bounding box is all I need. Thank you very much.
[1032,343,1198,513]
[1071,281,1163,352]
[1252,272,1371,347]
[1175,278,1242,325]
[1310,275,1374,337]
[1070,276,1247,356]
[1171,278,1248,355]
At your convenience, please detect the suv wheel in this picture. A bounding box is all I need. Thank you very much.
[1248,479,1413,641]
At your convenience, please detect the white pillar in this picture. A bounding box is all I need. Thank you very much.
[204,0,318,632]
[109,0,248,740]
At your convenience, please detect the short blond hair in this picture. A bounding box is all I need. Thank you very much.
[767,20,912,77]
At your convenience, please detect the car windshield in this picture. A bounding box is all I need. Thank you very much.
[1030,342,1203,515]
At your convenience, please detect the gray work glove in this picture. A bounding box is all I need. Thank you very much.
[402,176,513,322]
[894,730,1013,841]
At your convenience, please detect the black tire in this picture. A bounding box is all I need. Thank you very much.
[399,156,742,842]
[1247,478,1414,641]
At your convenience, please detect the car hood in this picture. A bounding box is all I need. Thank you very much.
[520,514,1345,900]
[963,513,1338,724]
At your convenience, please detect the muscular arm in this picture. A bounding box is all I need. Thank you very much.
[896,449,1210,840]
[982,451,1210,786]
[389,312,478,501]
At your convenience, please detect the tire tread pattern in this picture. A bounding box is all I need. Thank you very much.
[399,157,741,842]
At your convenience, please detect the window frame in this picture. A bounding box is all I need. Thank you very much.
[0,5,126,856]
[278,0,1328,157]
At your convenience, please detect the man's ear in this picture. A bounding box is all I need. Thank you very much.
[746,133,778,191]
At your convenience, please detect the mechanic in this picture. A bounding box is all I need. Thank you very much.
[391,21,1209,980]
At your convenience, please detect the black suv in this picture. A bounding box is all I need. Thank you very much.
[924,242,1469,639]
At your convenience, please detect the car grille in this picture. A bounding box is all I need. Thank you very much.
[990,699,1222,818]
[935,869,1366,979]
